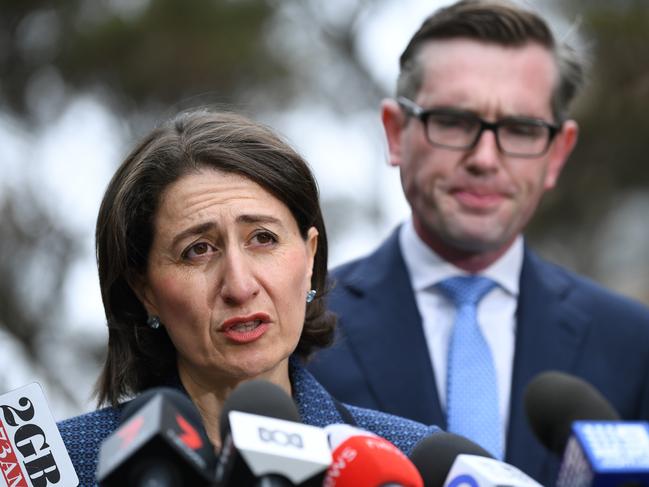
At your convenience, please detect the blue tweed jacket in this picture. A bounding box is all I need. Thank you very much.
[58,357,439,486]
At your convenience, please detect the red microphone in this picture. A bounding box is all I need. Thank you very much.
[323,428,423,487]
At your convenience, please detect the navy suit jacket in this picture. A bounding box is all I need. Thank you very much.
[308,227,649,485]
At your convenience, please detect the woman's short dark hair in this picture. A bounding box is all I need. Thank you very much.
[397,0,586,122]
[95,109,335,406]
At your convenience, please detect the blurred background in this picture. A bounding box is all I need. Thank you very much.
[1,0,648,419]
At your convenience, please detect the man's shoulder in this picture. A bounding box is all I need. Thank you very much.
[329,227,405,292]
[332,230,400,274]
[330,252,371,279]
[527,249,649,320]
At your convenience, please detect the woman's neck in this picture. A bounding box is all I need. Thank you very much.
[176,361,292,451]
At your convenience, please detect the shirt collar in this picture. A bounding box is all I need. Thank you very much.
[399,218,522,296]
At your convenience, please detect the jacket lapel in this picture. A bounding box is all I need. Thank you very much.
[336,229,445,426]
[506,247,591,481]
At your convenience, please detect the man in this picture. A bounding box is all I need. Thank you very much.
[308,1,649,484]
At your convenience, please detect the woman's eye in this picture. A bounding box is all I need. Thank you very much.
[252,231,277,245]
[183,242,215,259]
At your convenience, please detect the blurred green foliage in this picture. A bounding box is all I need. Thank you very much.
[0,0,285,119]
[528,0,649,277]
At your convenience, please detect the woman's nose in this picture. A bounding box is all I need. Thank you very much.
[219,250,260,305]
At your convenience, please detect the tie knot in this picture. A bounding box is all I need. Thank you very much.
[437,275,497,306]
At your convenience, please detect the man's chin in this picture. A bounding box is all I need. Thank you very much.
[450,229,519,257]
[414,217,514,256]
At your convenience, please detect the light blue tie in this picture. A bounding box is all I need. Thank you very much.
[438,275,501,459]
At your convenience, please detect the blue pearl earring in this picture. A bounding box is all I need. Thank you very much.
[306,289,317,303]
[147,316,161,329]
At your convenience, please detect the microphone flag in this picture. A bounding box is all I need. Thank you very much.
[96,391,213,485]
[556,421,649,487]
[444,454,542,487]
[324,432,423,487]
[0,383,79,487]
[216,410,331,485]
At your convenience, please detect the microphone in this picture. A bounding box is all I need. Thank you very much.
[444,455,542,487]
[525,371,649,487]
[410,432,540,487]
[0,382,79,487]
[322,424,423,487]
[409,432,492,486]
[96,387,216,486]
[556,421,649,487]
[524,370,620,456]
[214,379,331,487]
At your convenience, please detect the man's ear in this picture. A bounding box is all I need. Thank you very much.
[544,119,578,190]
[381,98,408,167]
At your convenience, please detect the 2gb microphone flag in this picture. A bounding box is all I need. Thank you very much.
[0,383,78,487]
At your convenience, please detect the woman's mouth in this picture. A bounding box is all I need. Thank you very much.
[221,315,270,344]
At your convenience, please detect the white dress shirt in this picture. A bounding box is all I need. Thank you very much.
[399,218,523,446]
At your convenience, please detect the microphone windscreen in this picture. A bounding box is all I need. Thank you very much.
[409,432,493,487]
[219,379,300,442]
[325,434,423,487]
[524,371,620,455]
[97,387,215,486]
[120,387,203,426]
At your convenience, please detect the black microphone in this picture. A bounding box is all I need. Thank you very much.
[218,379,301,436]
[96,387,216,486]
[525,371,649,487]
[524,370,620,456]
[409,432,493,486]
[410,432,542,487]
[214,380,331,487]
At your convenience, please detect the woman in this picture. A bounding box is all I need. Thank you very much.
[57,110,439,485]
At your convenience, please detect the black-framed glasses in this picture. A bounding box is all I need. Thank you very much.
[397,97,561,158]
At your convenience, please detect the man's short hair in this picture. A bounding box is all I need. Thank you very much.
[397,0,586,121]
